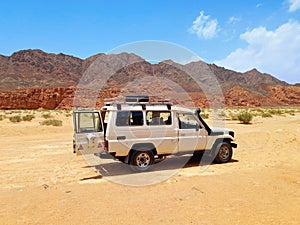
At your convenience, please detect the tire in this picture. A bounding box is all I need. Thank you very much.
[214,142,232,163]
[130,150,154,172]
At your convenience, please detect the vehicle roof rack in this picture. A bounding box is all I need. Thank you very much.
[104,95,173,108]
[125,95,149,103]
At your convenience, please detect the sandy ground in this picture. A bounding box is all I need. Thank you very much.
[0,112,300,225]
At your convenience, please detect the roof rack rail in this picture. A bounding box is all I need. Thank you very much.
[125,95,149,103]
[104,95,173,106]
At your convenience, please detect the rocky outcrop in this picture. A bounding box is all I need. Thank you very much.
[225,86,263,107]
[0,87,123,109]
[267,86,300,106]
[0,87,75,109]
[225,85,300,107]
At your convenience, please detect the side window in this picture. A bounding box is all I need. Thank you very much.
[146,111,172,125]
[116,111,143,126]
[178,113,200,129]
[76,112,102,133]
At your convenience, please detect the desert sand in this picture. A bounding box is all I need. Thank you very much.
[0,111,300,225]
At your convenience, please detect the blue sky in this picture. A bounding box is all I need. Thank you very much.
[0,0,299,83]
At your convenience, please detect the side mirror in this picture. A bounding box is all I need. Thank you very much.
[195,123,200,131]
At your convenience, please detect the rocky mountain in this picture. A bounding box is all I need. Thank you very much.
[0,49,299,109]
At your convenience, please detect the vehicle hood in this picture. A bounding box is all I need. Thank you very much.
[209,126,233,135]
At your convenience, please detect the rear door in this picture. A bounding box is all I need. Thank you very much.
[73,110,104,155]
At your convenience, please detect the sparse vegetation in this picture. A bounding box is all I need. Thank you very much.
[200,113,209,119]
[11,110,22,114]
[22,114,35,121]
[268,109,284,116]
[261,112,272,118]
[65,113,72,117]
[0,115,5,121]
[286,110,295,116]
[42,113,52,119]
[40,119,63,126]
[237,111,253,124]
[9,115,22,123]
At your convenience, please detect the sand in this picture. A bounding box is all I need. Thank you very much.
[0,112,300,224]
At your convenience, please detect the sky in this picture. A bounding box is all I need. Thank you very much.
[0,0,299,83]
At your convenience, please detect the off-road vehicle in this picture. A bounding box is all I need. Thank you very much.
[73,95,237,171]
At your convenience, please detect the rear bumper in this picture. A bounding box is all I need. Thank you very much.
[98,152,116,159]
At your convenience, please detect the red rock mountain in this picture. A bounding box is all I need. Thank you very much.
[0,49,299,109]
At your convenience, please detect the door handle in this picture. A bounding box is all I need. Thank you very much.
[117,136,126,140]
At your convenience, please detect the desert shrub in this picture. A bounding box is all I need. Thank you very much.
[0,115,5,121]
[65,113,72,117]
[40,119,63,126]
[42,113,52,119]
[255,108,264,113]
[200,113,209,119]
[285,110,295,116]
[9,115,22,123]
[261,112,272,118]
[237,111,253,124]
[22,114,35,121]
[268,109,283,116]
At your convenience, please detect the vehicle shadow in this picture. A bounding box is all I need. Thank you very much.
[81,153,239,179]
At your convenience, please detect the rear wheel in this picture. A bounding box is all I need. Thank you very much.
[130,150,154,172]
[214,142,232,163]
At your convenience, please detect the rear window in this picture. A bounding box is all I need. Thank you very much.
[75,112,102,133]
[116,111,143,126]
[146,111,172,125]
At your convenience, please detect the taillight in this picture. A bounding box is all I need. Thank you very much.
[104,140,109,152]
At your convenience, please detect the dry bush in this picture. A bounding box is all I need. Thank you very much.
[40,119,63,127]
[237,111,253,124]
[22,114,35,121]
[9,115,22,123]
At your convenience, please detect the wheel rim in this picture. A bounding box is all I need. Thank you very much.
[136,152,151,168]
[219,145,230,160]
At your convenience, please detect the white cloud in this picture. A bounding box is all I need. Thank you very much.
[288,0,300,12]
[227,16,240,25]
[215,20,300,83]
[256,3,263,8]
[188,11,218,39]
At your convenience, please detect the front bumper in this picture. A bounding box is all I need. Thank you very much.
[230,142,237,148]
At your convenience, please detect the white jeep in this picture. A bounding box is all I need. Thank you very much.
[73,95,237,171]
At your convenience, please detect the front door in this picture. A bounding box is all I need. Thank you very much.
[177,112,207,153]
[73,111,104,155]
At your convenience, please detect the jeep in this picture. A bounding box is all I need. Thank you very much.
[73,95,237,171]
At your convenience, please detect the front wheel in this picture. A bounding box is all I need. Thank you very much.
[130,150,154,172]
[214,142,232,163]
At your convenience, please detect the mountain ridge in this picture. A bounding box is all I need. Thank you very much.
[0,49,299,109]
